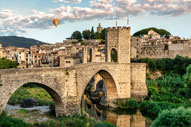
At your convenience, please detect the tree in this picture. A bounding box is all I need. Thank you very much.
[183,65,191,91]
[0,58,19,69]
[133,27,171,39]
[100,28,106,40]
[152,107,191,127]
[71,31,82,40]
[82,30,91,40]
[95,32,101,39]
[90,27,95,39]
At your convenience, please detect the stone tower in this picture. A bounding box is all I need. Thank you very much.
[105,26,131,64]
[97,23,103,33]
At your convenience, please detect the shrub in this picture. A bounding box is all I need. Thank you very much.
[152,107,191,127]
[124,99,138,108]
[34,115,116,127]
[140,101,161,117]
[0,114,31,127]
[94,122,116,127]
[117,99,138,109]
[156,102,177,110]
[0,58,19,69]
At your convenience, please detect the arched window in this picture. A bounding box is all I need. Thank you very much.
[111,48,118,62]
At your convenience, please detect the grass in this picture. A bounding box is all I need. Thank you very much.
[8,86,53,106]
[0,113,116,127]
[17,109,30,114]
[33,115,116,127]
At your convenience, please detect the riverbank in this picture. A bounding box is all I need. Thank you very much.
[0,111,116,127]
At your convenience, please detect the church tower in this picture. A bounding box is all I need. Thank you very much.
[97,23,103,33]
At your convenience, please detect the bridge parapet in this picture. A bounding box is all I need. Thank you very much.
[0,62,147,116]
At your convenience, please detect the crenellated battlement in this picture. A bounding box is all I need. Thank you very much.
[105,26,131,64]
[107,26,130,32]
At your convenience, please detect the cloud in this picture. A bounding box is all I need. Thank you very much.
[53,0,82,3]
[0,0,191,35]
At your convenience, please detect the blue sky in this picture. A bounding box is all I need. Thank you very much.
[0,0,191,43]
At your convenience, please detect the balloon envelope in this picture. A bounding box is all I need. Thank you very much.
[53,19,59,27]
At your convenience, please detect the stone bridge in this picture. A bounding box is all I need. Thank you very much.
[0,62,146,116]
[0,26,148,116]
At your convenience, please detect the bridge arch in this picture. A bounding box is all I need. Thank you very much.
[0,80,63,116]
[82,69,118,102]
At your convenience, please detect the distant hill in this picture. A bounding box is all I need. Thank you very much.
[133,27,171,38]
[0,36,48,48]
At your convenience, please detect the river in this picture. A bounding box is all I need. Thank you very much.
[82,100,153,127]
[5,103,153,127]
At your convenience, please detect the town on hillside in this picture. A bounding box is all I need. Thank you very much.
[0,23,191,69]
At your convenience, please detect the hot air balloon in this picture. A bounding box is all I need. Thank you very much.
[53,19,59,27]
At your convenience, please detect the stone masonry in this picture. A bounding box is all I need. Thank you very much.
[0,26,147,116]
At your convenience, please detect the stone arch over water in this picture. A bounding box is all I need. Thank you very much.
[81,69,118,102]
[0,80,64,116]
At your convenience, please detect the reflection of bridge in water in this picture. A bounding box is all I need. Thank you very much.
[0,27,147,116]
[82,97,147,127]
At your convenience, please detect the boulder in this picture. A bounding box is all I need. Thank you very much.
[21,98,39,108]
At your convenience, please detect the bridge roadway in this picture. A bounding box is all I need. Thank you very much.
[0,62,147,116]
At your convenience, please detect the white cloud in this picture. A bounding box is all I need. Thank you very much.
[1,0,191,35]
[53,0,82,3]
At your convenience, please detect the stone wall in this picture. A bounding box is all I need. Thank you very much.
[130,63,147,101]
[106,27,131,63]
[0,62,147,115]
[0,26,147,116]
[132,40,191,59]
[0,67,80,116]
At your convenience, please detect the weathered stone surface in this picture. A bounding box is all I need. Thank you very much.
[0,26,147,116]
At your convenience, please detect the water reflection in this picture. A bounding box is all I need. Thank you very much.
[83,75,152,127]
[82,98,149,127]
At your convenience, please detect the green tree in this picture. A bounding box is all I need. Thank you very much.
[100,29,106,40]
[0,58,19,69]
[90,27,95,39]
[133,27,171,38]
[71,31,82,40]
[152,107,191,127]
[82,30,91,40]
[183,65,191,91]
[95,32,101,39]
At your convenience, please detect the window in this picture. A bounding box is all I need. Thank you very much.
[66,61,71,63]
[111,48,118,62]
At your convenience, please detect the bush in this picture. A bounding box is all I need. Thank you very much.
[125,99,138,108]
[0,114,31,127]
[140,101,161,117]
[0,58,19,69]
[94,122,116,127]
[34,115,116,127]
[117,99,138,109]
[131,56,191,75]
[152,107,191,127]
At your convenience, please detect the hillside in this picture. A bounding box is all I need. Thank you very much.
[0,36,47,48]
[133,27,171,38]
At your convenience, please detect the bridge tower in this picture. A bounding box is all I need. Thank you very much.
[105,26,131,99]
[105,27,131,63]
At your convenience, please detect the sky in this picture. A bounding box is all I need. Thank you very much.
[0,0,191,44]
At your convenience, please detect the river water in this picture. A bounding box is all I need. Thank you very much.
[82,101,153,127]
[5,103,153,127]
[5,104,52,123]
